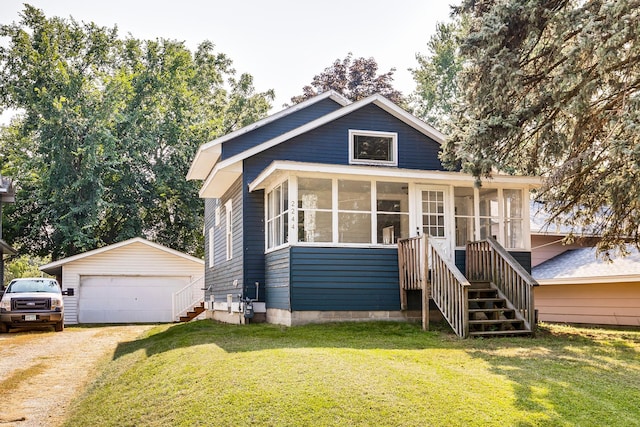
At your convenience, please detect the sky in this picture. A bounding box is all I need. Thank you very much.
[0,0,455,122]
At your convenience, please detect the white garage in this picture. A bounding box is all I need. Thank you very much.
[40,238,204,324]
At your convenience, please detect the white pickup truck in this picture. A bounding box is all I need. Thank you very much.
[0,278,68,332]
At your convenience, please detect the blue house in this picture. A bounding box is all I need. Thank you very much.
[188,92,540,337]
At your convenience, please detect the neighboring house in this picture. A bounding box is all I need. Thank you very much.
[530,204,640,326]
[188,91,540,334]
[40,238,204,324]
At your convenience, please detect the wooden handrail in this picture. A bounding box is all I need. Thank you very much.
[397,235,429,330]
[466,237,538,333]
[430,240,470,338]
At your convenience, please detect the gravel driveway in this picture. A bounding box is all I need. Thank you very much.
[0,324,155,427]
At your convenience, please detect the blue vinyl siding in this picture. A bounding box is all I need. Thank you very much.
[289,247,400,311]
[222,98,343,160]
[206,178,244,302]
[265,247,291,310]
[243,103,444,185]
[454,249,532,276]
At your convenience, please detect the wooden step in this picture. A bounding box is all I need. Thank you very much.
[469,329,532,337]
[469,319,524,325]
[468,308,515,314]
[179,302,205,322]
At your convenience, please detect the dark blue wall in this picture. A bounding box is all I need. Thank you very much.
[204,179,244,302]
[265,247,291,310]
[289,247,400,311]
[221,98,344,160]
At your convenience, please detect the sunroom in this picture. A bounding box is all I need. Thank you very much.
[250,160,538,270]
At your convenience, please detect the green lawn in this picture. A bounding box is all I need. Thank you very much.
[64,321,640,427]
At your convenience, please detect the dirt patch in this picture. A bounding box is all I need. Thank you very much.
[0,324,154,427]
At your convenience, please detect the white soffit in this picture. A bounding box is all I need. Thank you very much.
[199,161,243,198]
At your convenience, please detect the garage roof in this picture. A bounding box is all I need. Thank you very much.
[40,237,204,276]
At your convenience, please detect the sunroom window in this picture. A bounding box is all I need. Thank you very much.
[338,180,371,243]
[376,182,409,244]
[479,188,499,240]
[298,178,332,243]
[454,187,475,247]
[503,189,523,249]
[266,180,289,249]
[349,130,398,166]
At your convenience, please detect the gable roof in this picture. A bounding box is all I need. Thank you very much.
[39,237,204,275]
[194,93,447,198]
[532,245,640,284]
[187,91,351,181]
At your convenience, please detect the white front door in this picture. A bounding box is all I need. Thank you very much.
[416,186,453,259]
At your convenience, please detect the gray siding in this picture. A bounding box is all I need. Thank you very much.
[289,247,400,311]
[265,247,291,310]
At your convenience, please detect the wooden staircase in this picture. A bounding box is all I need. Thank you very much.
[178,302,205,322]
[398,236,537,338]
[467,282,531,337]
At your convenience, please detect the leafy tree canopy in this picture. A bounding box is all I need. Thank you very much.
[445,0,640,253]
[290,53,404,105]
[0,5,274,260]
[411,18,464,134]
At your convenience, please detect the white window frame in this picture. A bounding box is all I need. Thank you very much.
[225,200,233,260]
[208,227,215,268]
[348,130,398,166]
[265,179,290,252]
[215,206,221,226]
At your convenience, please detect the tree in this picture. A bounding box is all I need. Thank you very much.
[290,53,404,105]
[0,5,274,259]
[445,0,640,253]
[411,19,464,134]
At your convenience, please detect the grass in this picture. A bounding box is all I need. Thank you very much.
[64,321,640,427]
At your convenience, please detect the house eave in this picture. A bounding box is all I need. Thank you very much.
[249,160,542,192]
[199,161,243,198]
[187,91,351,181]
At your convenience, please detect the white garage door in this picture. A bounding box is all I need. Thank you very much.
[79,276,190,323]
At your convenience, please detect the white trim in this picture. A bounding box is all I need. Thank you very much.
[40,237,204,274]
[200,161,242,198]
[249,160,541,192]
[208,227,215,268]
[225,200,233,261]
[187,91,351,181]
[348,129,398,166]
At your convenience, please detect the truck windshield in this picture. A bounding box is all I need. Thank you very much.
[6,280,60,294]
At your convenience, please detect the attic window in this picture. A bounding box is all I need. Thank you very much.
[349,130,397,166]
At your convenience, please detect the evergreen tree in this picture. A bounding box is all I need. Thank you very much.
[446,0,640,252]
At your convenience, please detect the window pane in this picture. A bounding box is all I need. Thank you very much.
[377,182,408,212]
[282,181,289,210]
[353,135,392,161]
[298,211,332,242]
[298,178,332,209]
[479,217,498,240]
[338,213,371,243]
[338,180,371,211]
[455,216,474,246]
[504,189,522,218]
[377,213,409,244]
[454,188,474,216]
[479,188,498,217]
[505,219,523,248]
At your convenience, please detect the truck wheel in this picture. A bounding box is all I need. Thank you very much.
[0,323,8,333]
[54,320,64,332]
